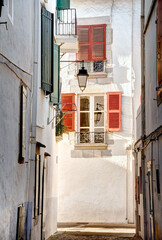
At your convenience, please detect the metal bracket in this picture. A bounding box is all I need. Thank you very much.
[47,102,77,125]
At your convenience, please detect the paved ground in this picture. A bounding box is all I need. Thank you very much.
[49,232,142,240]
[48,223,142,240]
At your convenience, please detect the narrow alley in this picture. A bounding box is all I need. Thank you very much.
[0,0,162,239]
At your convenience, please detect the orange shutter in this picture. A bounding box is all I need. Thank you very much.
[92,25,106,60]
[61,93,75,131]
[77,27,90,61]
[106,92,122,131]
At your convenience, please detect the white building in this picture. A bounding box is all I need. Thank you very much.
[57,0,141,224]
[0,0,60,239]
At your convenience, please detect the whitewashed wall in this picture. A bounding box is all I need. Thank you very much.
[0,0,33,239]
[31,1,58,239]
[0,0,58,239]
[58,0,141,224]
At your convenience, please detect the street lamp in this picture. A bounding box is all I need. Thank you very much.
[77,66,89,92]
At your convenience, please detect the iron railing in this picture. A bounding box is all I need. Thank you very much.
[56,9,77,36]
[75,132,106,144]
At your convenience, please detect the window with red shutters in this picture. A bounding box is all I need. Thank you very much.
[77,25,106,61]
[61,93,75,131]
[157,0,162,104]
[106,92,122,131]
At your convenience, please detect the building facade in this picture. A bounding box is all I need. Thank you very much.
[0,0,60,239]
[135,0,162,239]
[57,0,141,224]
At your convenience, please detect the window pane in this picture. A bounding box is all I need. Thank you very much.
[94,128,104,143]
[78,45,89,60]
[93,27,104,42]
[80,113,90,127]
[80,129,90,143]
[94,112,104,127]
[93,61,104,72]
[94,96,104,110]
[92,44,104,59]
[80,96,90,111]
[78,28,89,42]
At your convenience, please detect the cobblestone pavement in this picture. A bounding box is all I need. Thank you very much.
[49,233,142,240]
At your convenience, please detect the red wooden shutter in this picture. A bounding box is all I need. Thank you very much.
[92,25,106,61]
[61,93,75,131]
[77,26,90,60]
[107,92,122,131]
[77,24,106,61]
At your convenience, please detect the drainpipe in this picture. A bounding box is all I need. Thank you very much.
[28,0,39,230]
[151,141,155,240]
[141,0,147,239]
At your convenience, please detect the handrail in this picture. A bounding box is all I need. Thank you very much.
[56,8,77,36]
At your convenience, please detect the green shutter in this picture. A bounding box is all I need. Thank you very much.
[50,44,60,104]
[41,8,54,95]
[57,0,70,9]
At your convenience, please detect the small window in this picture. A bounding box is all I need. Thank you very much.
[93,61,104,72]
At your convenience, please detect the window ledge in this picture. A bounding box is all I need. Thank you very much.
[88,72,108,79]
[74,143,107,150]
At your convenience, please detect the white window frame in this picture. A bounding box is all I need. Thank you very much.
[77,93,106,143]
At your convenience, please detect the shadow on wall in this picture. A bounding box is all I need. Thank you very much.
[57,158,128,223]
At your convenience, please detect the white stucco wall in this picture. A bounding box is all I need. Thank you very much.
[57,0,141,224]
[31,1,58,239]
[0,1,33,239]
[0,0,58,239]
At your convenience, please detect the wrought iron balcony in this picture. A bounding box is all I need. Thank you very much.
[56,9,77,36]
[75,132,106,144]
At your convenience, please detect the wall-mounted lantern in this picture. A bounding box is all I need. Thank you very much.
[94,103,104,123]
[77,66,89,92]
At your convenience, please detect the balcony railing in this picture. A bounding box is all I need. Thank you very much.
[75,132,106,144]
[56,9,77,36]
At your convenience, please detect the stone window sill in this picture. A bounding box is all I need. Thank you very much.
[74,143,107,150]
[88,72,108,79]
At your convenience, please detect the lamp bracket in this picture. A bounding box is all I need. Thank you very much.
[47,102,77,125]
